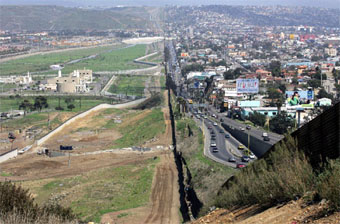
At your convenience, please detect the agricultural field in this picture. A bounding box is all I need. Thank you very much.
[108,75,149,96]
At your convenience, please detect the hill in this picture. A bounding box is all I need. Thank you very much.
[0,5,153,31]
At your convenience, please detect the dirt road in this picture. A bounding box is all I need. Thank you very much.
[144,152,180,224]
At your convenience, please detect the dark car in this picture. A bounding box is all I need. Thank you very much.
[220,118,223,122]
[212,147,219,153]
[228,157,236,162]
[242,156,250,162]
[237,164,246,168]
[246,125,251,130]
[225,134,230,138]
[263,136,270,141]
[219,129,224,133]
[208,126,212,129]
[211,136,216,141]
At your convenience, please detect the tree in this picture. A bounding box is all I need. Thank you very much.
[34,96,48,111]
[307,79,321,89]
[67,104,75,111]
[317,88,333,100]
[269,60,281,77]
[248,112,266,127]
[223,70,234,80]
[269,111,295,134]
[19,99,32,116]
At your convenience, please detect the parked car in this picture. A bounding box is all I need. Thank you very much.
[263,136,270,141]
[237,164,246,168]
[242,156,250,162]
[220,118,223,122]
[228,157,236,162]
[238,144,245,150]
[225,134,230,138]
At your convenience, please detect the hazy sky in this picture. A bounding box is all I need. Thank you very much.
[0,0,339,9]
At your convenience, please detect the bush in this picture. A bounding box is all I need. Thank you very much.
[55,106,64,111]
[0,182,77,223]
[215,135,315,208]
[317,159,340,210]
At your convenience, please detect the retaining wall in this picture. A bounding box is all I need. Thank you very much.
[0,149,18,164]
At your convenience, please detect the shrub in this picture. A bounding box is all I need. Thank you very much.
[317,159,340,210]
[215,135,315,208]
[0,182,77,223]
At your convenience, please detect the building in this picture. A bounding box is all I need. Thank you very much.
[43,69,93,93]
[0,72,32,85]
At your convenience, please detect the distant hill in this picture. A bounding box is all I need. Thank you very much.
[0,5,153,31]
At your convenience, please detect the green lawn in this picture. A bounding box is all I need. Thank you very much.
[108,75,148,96]
[0,83,17,92]
[21,157,159,223]
[0,45,123,76]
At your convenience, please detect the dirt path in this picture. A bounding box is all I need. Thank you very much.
[101,152,180,224]
[143,152,180,224]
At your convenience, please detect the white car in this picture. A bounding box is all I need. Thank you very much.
[262,132,268,137]
[213,122,218,126]
[210,142,217,147]
[249,153,255,159]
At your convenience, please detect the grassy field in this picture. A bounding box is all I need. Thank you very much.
[108,75,149,96]
[20,157,159,223]
[0,45,122,76]
[112,108,165,148]
[61,45,148,73]
[0,83,17,92]
[0,96,113,113]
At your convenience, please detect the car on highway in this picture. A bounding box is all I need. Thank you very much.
[225,134,230,138]
[249,153,255,159]
[211,136,216,141]
[242,156,250,162]
[219,129,224,133]
[220,118,223,122]
[262,132,268,137]
[208,126,212,129]
[240,127,245,131]
[212,147,219,153]
[212,114,217,118]
[210,142,217,147]
[204,116,208,119]
[236,164,246,168]
[263,136,270,141]
[246,125,251,130]
[213,122,218,126]
[238,145,245,150]
[228,157,236,162]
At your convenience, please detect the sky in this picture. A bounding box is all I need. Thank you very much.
[0,0,339,9]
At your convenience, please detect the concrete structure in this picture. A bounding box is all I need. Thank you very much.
[0,149,18,164]
[0,72,32,84]
[43,69,93,93]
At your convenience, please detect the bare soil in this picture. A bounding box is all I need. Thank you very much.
[192,200,340,224]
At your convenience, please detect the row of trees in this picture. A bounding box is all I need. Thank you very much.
[19,96,77,115]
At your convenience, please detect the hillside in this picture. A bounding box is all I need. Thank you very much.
[0,5,153,31]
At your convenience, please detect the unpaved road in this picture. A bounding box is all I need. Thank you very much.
[101,152,180,224]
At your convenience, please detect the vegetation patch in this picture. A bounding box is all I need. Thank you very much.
[215,135,340,213]
[20,158,159,223]
[113,108,165,148]
[108,75,148,96]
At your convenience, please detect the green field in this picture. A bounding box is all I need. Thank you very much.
[61,45,148,73]
[0,45,122,76]
[0,96,113,113]
[0,44,148,76]
[21,157,159,223]
[112,108,165,148]
[108,75,149,96]
[0,83,17,92]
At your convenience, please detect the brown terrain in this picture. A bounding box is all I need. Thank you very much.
[0,90,180,224]
[192,200,340,224]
